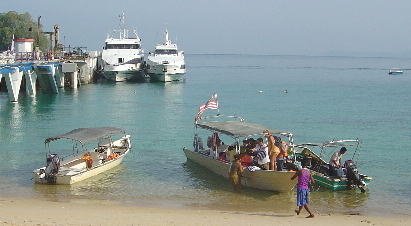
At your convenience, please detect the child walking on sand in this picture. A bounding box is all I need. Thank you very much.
[291,160,315,218]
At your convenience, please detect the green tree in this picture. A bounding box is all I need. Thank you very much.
[0,11,49,51]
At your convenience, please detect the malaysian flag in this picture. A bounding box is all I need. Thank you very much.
[195,93,219,121]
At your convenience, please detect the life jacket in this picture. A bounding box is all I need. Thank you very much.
[241,154,253,166]
[277,142,288,158]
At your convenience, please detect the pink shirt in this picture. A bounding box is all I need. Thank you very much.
[297,168,310,190]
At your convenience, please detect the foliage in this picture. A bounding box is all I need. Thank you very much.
[0,11,49,51]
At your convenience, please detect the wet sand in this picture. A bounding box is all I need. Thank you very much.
[0,198,409,226]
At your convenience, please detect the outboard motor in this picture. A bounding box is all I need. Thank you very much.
[42,154,60,184]
[344,160,366,193]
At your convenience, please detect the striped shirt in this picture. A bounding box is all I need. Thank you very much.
[253,144,270,165]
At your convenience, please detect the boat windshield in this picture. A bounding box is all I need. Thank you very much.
[155,49,177,55]
[105,44,140,49]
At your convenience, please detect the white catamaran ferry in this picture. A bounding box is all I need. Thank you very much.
[101,13,144,82]
[32,127,131,185]
[146,30,186,82]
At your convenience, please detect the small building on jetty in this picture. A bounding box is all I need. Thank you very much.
[0,24,102,103]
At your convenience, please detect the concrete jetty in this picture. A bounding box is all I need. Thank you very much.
[0,57,99,102]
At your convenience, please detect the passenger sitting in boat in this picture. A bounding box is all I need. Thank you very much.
[226,145,236,162]
[276,140,289,171]
[251,138,270,170]
[218,152,227,161]
[329,147,347,177]
[207,132,222,159]
[239,140,247,153]
[238,140,253,167]
[193,134,204,152]
[247,138,257,150]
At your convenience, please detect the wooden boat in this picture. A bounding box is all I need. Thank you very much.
[294,139,372,192]
[33,127,131,185]
[183,115,297,192]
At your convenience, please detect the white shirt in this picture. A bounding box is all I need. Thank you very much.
[253,143,270,165]
[329,151,343,167]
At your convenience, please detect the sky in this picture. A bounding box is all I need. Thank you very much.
[3,0,411,57]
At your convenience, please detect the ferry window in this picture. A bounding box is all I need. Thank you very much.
[118,58,124,63]
[106,44,140,49]
[155,49,177,55]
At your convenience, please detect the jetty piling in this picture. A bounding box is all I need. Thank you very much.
[24,69,37,96]
[62,63,78,89]
[3,67,23,102]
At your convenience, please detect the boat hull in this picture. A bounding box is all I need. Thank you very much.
[149,73,185,82]
[146,60,186,82]
[312,172,372,191]
[388,72,403,75]
[33,150,129,185]
[103,70,143,82]
[102,63,143,82]
[183,148,297,192]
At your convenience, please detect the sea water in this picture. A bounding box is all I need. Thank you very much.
[0,54,410,216]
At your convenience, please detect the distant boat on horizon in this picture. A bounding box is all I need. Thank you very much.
[388,68,404,75]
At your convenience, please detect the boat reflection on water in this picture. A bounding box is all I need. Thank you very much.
[183,155,370,214]
[311,189,369,215]
[182,160,296,213]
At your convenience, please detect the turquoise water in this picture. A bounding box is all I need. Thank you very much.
[0,54,410,216]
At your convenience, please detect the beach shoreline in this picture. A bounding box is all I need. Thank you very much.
[0,197,409,226]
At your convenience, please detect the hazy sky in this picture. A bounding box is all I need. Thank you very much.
[3,0,411,57]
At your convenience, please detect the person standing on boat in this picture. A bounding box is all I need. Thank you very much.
[291,159,315,218]
[329,147,347,177]
[263,130,280,170]
[252,138,270,170]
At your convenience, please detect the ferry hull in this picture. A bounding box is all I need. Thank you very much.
[103,70,143,82]
[183,148,297,192]
[147,64,185,82]
[149,73,185,82]
[102,62,143,82]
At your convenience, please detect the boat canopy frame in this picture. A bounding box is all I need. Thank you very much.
[294,139,361,163]
[44,127,126,158]
[195,115,293,139]
[194,114,294,155]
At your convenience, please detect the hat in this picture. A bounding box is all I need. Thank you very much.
[263,129,270,135]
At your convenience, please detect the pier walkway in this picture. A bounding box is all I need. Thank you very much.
[0,60,93,102]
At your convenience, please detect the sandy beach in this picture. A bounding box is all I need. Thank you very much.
[0,198,409,226]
